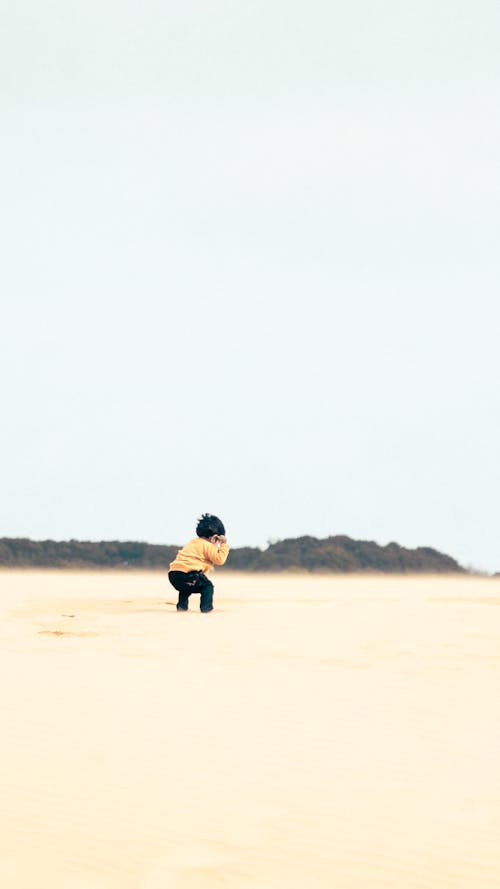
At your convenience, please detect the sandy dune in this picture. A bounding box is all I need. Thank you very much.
[1,570,500,889]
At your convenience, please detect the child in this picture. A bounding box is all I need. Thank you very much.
[168,514,229,612]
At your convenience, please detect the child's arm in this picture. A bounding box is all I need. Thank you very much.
[202,539,230,566]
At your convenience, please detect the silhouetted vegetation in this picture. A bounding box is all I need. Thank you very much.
[0,538,177,569]
[229,536,465,573]
[0,535,466,573]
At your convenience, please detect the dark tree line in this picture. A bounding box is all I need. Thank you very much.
[227,536,464,573]
[0,538,177,569]
[0,535,465,573]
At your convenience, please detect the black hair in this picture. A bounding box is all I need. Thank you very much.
[196,513,226,539]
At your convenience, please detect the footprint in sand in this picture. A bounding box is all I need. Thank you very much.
[38,630,100,638]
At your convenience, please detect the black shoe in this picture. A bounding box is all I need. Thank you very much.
[176,605,188,611]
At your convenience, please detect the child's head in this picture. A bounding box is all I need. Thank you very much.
[196,513,226,540]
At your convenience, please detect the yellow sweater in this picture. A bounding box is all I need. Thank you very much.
[169,538,230,574]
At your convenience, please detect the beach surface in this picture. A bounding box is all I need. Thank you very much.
[1,570,499,889]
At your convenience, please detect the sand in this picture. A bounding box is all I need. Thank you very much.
[1,570,500,889]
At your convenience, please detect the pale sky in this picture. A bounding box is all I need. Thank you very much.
[1,1,499,571]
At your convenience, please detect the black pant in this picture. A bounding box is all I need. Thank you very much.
[168,570,214,612]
